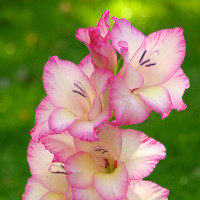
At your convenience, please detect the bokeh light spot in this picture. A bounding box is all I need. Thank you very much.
[179,176,188,185]
[121,8,133,19]
[60,1,72,14]
[26,32,38,47]
[5,43,16,55]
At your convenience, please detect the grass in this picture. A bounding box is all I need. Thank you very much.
[0,0,200,199]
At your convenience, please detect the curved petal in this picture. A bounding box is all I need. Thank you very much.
[31,97,54,142]
[27,141,68,193]
[89,35,117,71]
[35,97,54,125]
[48,107,79,134]
[23,178,48,200]
[68,104,111,142]
[41,132,76,163]
[68,120,100,142]
[119,129,166,180]
[31,122,54,143]
[78,55,94,78]
[126,180,169,200]
[93,163,129,200]
[110,75,151,125]
[76,10,110,45]
[111,17,145,61]
[138,86,172,113]
[88,67,113,120]
[43,56,96,116]
[76,28,90,44]
[121,62,144,90]
[72,187,101,200]
[97,10,110,37]
[74,123,122,161]
[161,68,189,118]
[90,67,114,95]
[65,152,105,189]
[131,28,186,86]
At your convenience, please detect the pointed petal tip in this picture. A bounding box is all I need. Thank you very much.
[48,56,59,63]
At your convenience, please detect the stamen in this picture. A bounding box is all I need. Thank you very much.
[48,163,67,175]
[72,90,86,98]
[94,147,104,152]
[139,50,147,63]
[74,82,85,94]
[145,63,156,67]
[140,59,150,66]
[102,150,108,154]
[93,146,108,155]
[51,171,68,175]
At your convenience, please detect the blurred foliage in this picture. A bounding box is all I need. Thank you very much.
[0,0,200,199]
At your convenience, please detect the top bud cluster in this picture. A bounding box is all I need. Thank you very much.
[23,10,189,200]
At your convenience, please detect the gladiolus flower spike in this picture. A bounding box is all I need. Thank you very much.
[23,10,189,200]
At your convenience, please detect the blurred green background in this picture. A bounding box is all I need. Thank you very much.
[0,0,199,199]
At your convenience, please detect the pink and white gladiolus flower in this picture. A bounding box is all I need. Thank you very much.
[76,10,117,72]
[31,55,113,142]
[23,141,72,200]
[110,17,190,125]
[50,123,166,200]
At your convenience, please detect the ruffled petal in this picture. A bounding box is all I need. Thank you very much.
[131,28,186,86]
[48,107,79,134]
[161,68,189,118]
[93,163,129,200]
[43,56,96,116]
[126,180,169,200]
[111,17,145,61]
[76,28,90,44]
[97,10,110,37]
[76,11,117,71]
[31,97,54,142]
[65,152,106,189]
[72,187,101,200]
[110,75,151,125]
[27,141,68,193]
[138,86,172,113]
[78,55,94,78]
[41,132,76,163]
[119,129,166,180]
[23,178,48,200]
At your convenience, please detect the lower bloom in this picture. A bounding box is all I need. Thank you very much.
[41,123,167,199]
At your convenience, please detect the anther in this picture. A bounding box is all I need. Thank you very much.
[139,50,147,63]
[145,63,156,67]
[72,90,86,98]
[140,59,150,66]
[51,171,68,175]
[74,82,85,94]
[102,150,108,154]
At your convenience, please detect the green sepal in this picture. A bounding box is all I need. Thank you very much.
[113,56,123,75]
